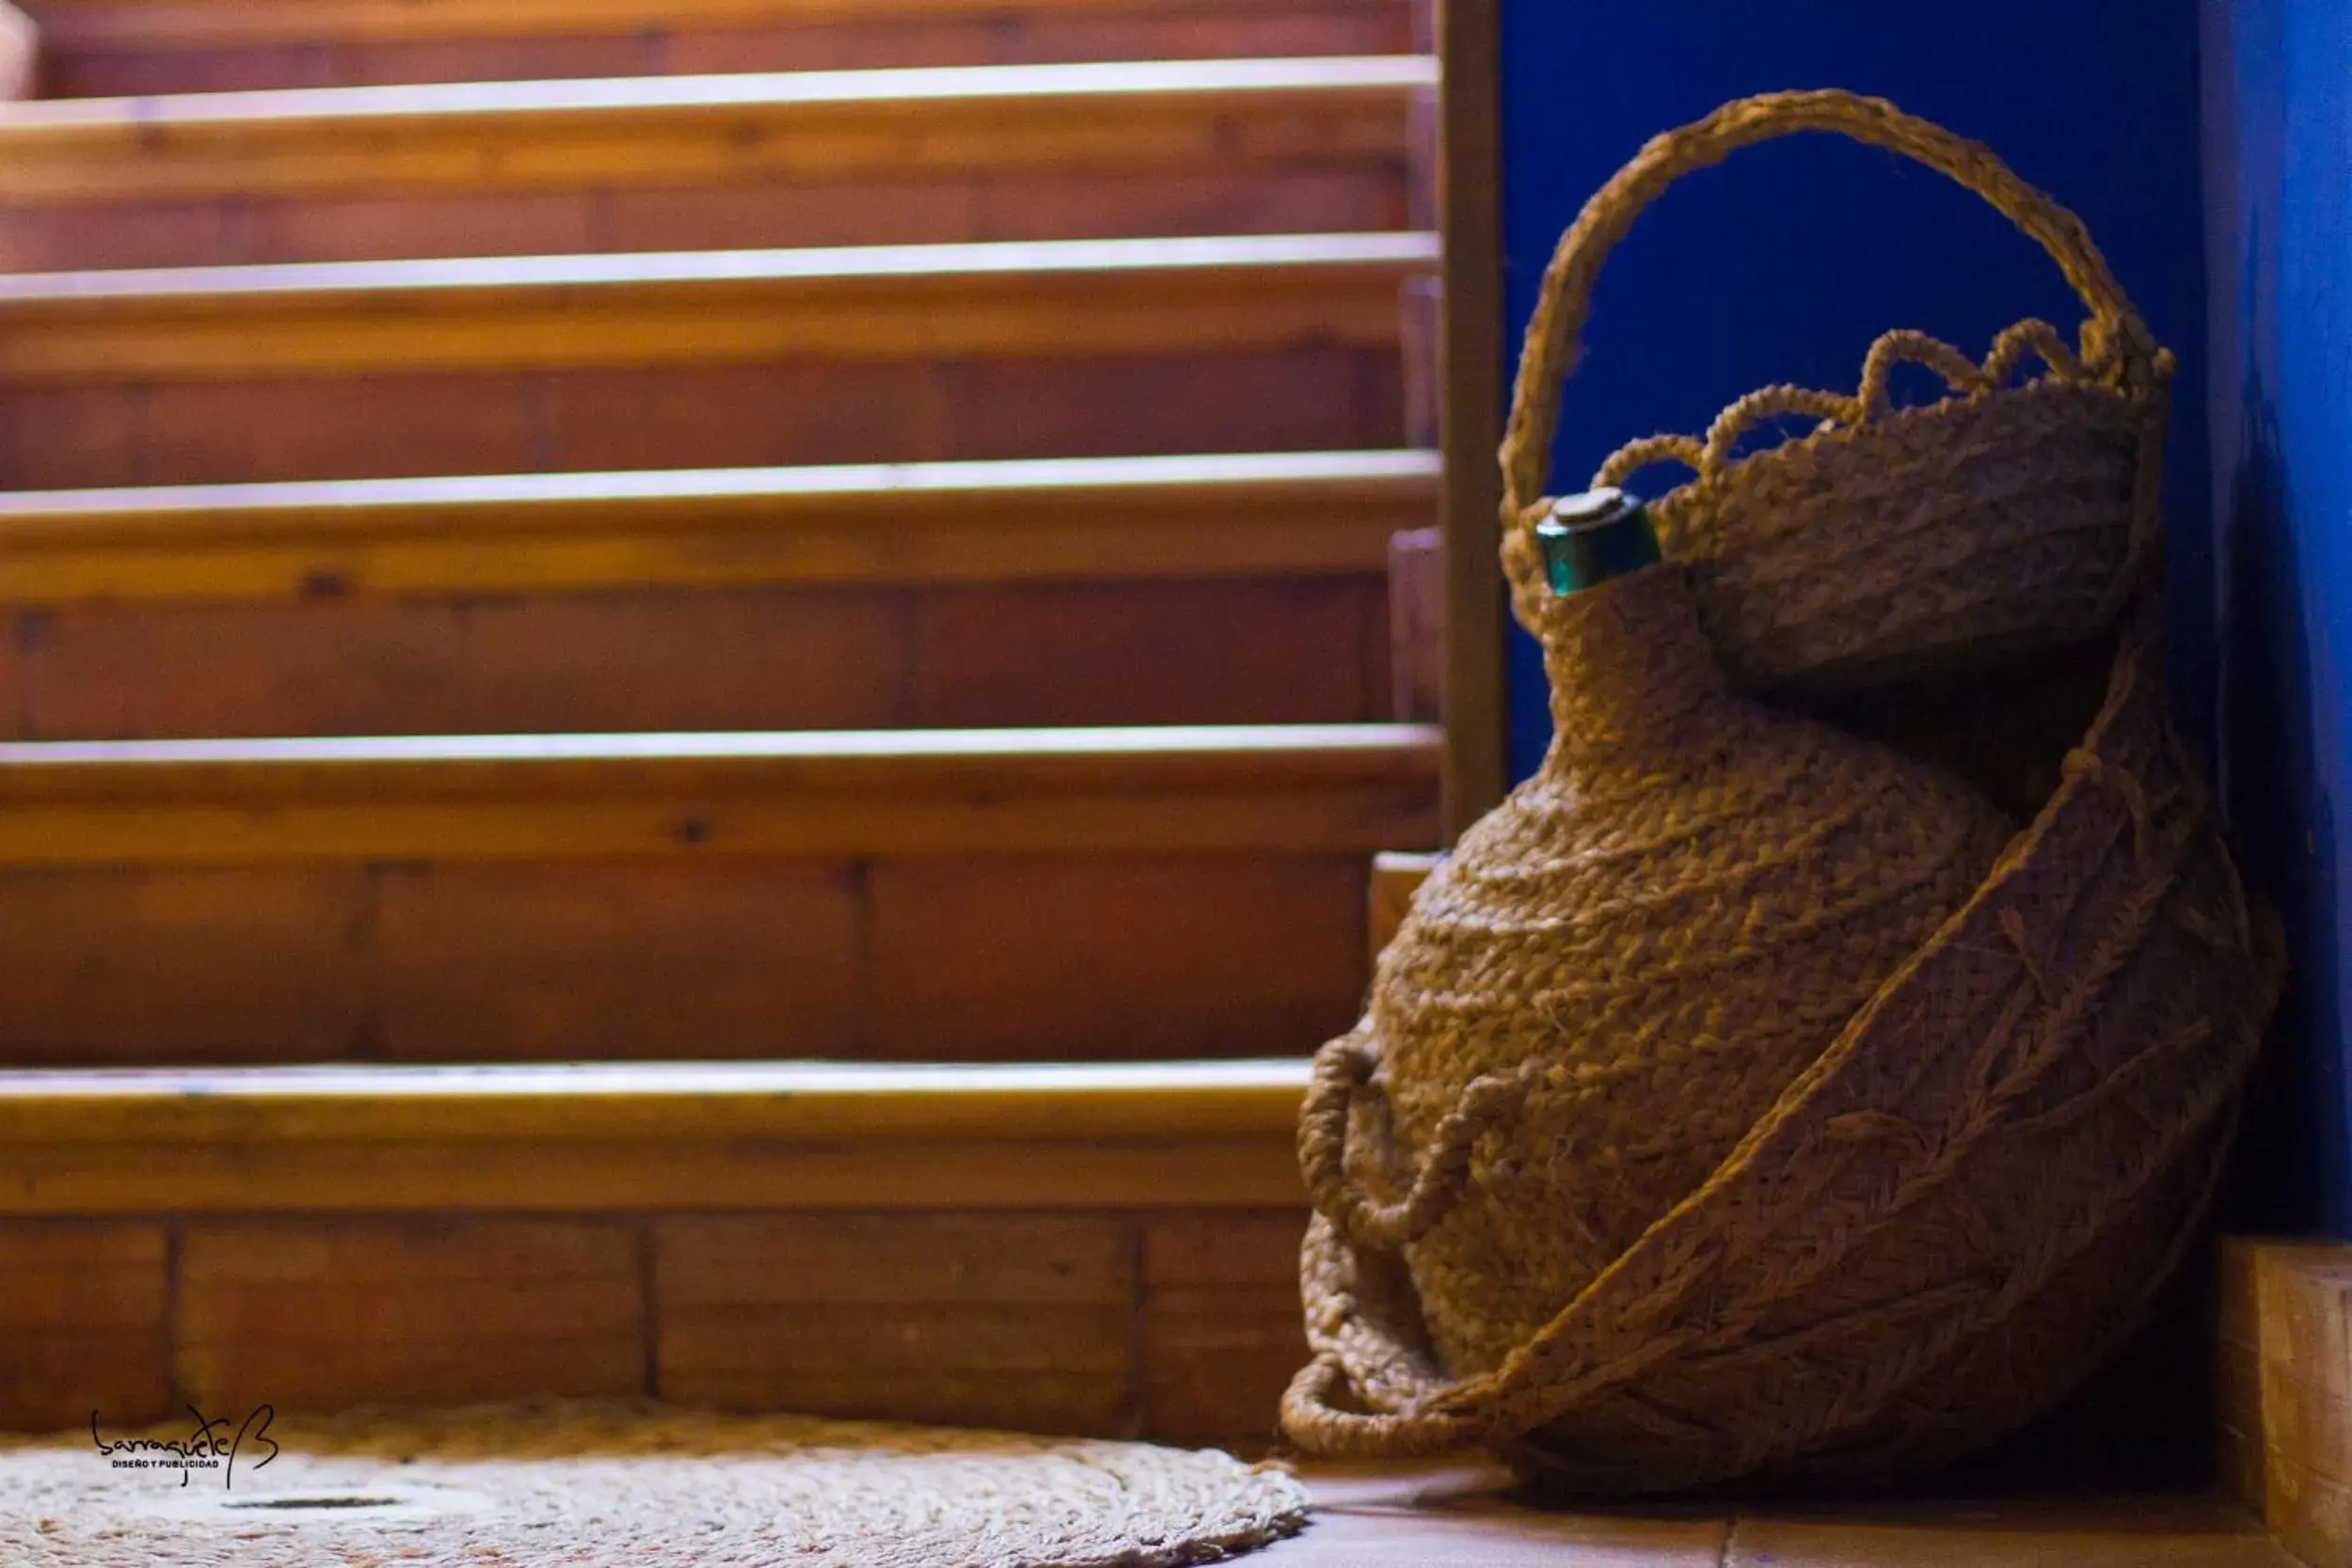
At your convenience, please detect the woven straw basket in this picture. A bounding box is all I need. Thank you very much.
[1497,89,2175,693]
[1281,91,2284,1494]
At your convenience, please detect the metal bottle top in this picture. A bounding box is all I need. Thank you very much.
[1534,487,1662,594]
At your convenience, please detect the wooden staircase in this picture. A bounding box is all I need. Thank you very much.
[0,0,1444,1084]
[0,0,1442,1445]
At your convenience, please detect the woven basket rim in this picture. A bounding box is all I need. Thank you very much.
[1498,313,2172,641]
[1627,368,2147,538]
[1494,88,2173,636]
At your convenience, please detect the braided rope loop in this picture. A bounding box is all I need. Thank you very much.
[1497,88,2157,630]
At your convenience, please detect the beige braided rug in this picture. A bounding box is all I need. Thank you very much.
[0,1402,1310,1566]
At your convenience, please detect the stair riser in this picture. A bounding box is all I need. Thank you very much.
[0,76,1420,207]
[2,577,1392,736]
[0,1208,1307,1443]
[0,349,1403,487]
[0,852,1376,1065]
[39,5,1412,96]
[0,168,1406,270]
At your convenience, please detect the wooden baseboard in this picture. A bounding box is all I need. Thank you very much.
[2220,1237,2352,1566]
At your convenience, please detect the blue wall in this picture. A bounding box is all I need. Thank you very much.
[1495,4,2212,782]
[1486,3,2349,1230]
[2204,0,2352,1236]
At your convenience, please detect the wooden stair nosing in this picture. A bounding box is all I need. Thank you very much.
[27,0,1410,52]
[0,231,1437,381]
[0,449,1441,602]
[0,56,1436,205]
[0,722,1445,861]
[0,1058,1313,1212]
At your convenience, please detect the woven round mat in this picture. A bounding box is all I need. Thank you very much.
[1,1402,1310,1566]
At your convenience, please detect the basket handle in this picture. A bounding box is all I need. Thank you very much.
[1299,1034,1544,1252]
[1496,88,2156,627]
[1279,1352,1486,1458]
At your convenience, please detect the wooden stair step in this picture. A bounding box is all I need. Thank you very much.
[0,1057,1314,1437]
[0,724,1437,1065]
[0,450,1439,600]
[0,57,1433,201]
[0,1058,1311,1208]
[0,451,1436,738]
[0,233,1434,379]
[28,0,1413,98]
[0,722,1439,858]
[0,233,1428,487]
[0,57,1431,267]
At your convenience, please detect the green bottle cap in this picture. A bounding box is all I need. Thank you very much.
[1534,487,1661,594]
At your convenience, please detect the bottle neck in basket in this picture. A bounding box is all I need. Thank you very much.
[1535,541,1738,779]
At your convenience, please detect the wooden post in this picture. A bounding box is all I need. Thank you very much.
[0,3,37,101]
[1426,0,1508,839]
[2219,1238,2352,1566]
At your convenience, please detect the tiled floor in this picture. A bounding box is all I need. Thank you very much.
[1265,1465,2295,1565]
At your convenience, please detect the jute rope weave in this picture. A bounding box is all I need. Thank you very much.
[1498,89,2173,693]
[1296,562,2015,1378]
[0,1402,1310,1567]
[1282,90,2284,1494]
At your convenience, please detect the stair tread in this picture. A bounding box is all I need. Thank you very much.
[0,448,1440,526]
[0,721,1442,859]
[0,230,1432,380]
[0,230,1438,302]
[0,55,1430,206]
[0,449,1438,599]
[0,720,1438,768]
[0,1055,1308,1127]
[14,230,1439,298]
[0,54,1437,128]
[0,1056,1310,1210]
